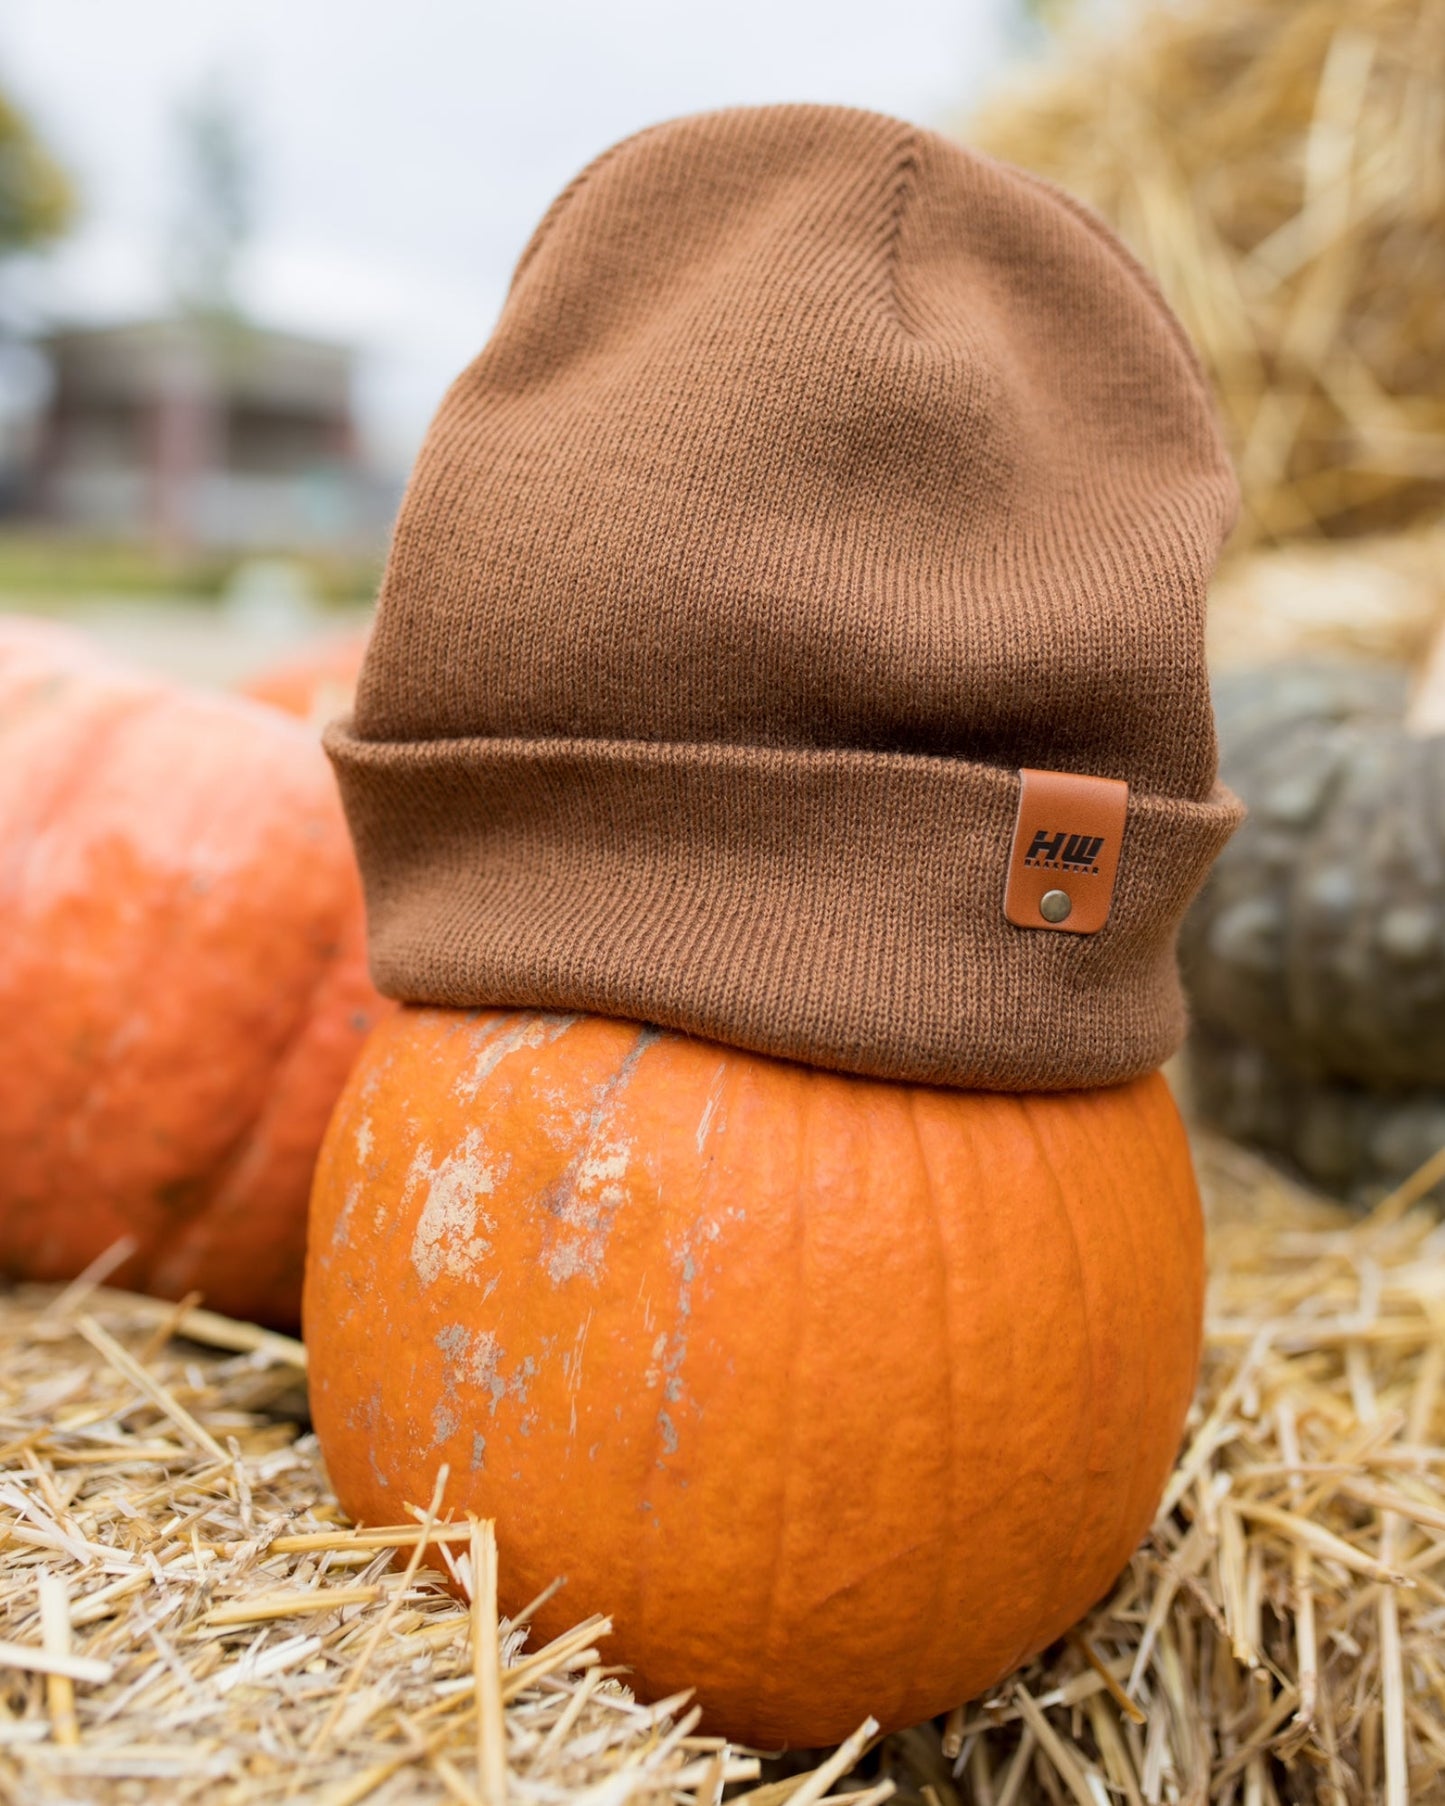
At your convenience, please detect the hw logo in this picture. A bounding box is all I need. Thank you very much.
[1025,829,1105,875]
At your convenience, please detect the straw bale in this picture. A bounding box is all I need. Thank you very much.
[1206,517,1445,670]
[969,0,1445,551]
[4,1134,1445,1799]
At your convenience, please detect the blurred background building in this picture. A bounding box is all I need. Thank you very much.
[30,317,372,552]
[0,45,394,589]
[0,0,1024,640]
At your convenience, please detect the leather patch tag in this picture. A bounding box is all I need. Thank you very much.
[1004,768,1129,935]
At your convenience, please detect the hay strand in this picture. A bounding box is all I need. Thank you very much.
[469,1518,506,1806]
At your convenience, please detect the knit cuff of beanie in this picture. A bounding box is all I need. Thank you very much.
[327,104,1244,1092]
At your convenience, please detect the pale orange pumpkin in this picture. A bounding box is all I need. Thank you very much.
[239,626,370,721]
[306,1005,1204,1745]
[0,616,389,1326]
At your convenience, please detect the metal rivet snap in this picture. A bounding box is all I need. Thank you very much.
[1039,889,1072,924]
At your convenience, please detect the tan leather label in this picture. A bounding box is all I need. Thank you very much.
[1004,768,1129,935]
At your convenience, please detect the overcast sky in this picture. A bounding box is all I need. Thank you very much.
[1,0,1027,466]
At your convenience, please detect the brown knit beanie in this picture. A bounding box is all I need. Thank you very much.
[327,103,1242,1092]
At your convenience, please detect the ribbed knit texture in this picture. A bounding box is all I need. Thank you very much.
[328,103,1243,1091]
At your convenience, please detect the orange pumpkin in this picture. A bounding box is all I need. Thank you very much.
[306,1005,1204,1745]
[239,626,370,722]
[0,616,389,1327]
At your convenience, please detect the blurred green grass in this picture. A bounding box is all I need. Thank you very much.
[0,530,381,609]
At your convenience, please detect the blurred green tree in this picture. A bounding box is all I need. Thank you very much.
[0,88,75,256]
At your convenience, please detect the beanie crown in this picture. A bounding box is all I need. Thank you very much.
[330,103,1242,1090]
